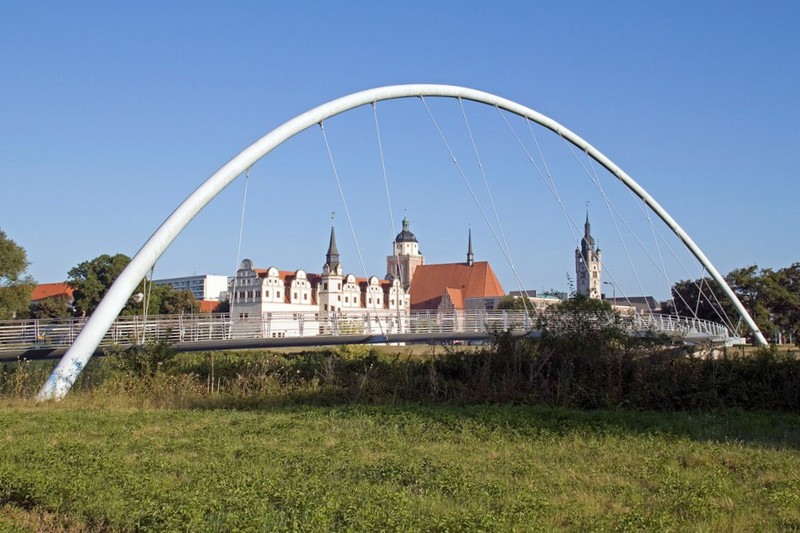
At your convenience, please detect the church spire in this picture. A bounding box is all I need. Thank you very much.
[467,227,474,267]
[325,217,340,270]
[584,203,591,237]
[581,205,595,258]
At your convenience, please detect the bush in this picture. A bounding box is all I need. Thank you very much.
[105,339,177,378]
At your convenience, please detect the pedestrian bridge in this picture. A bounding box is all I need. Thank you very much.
[1,310,741,361]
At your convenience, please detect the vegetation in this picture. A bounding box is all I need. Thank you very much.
[29,293,72,319]
[1,297,798,530]
[670,262,800,342]
[0,400,798,532]
[67,253,199,316]
[68,253,132,316]
[0,228,35,319]
[495,294,535,311]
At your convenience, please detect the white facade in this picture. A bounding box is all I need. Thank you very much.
[153,274,229,301]
[229,227,410,330]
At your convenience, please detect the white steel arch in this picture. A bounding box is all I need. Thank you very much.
[37,84,767,400]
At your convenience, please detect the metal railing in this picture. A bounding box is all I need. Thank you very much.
[0,309,733,354]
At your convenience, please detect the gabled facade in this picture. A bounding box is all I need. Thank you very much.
[229,226,409,319]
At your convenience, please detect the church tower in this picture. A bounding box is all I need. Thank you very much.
[386,215,425,291]
[466,228,474,267]
[575,212,602,298]
[320,224,343,312]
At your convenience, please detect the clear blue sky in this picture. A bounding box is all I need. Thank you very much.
[2,1,798,300]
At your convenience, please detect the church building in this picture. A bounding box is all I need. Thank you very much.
[405,227,506,312]
[575,213,602,298]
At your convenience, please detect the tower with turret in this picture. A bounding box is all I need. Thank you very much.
[386,215,425,291]
[319,224,344,312]
[575,212,602,298]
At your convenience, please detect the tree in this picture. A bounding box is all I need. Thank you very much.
[668,276,733,324]
[0,229,35,319]
[68,253,133,316]
[155,285,200,315]
[124,284,201,316]
[495,295,536,312]
[30,295,72,319]
[69,253,205,317]
[669,264,800,342]
[761,264,800,341]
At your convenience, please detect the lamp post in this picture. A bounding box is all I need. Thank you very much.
[603,281,616,304]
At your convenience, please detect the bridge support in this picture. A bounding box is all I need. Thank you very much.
[37,84,767,400]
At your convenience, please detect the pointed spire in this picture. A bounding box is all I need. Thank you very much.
[581,203,595,259]
[467,227,474,267]
[326,217,340,270]
[584,202,591,237]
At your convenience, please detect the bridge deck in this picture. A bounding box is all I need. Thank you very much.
[0,310,740,362]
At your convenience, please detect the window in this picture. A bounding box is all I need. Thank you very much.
[303,293,308,301]
[276,291,281,299]
[324,304,328,311]
[345,296,349,303]
[265,290,270,298]
[323,282,328,290]
[293,292,298,300]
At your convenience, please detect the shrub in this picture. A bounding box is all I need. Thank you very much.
[105,339,177,378]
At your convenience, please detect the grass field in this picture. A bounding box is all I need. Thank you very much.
[1,400,799,532]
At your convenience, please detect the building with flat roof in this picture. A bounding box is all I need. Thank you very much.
[153,274,229,301]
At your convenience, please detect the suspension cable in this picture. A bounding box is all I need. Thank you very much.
[577,146,649,302]
[655,229,738,332]
[372,103,404,282]
[497,109,582,247]
[617,170,738,331]
[228,166,250,330]
[457,98,531,309]
[319,121,386,337]
[568,143,738,331]
[372,102,407,325]
[139,264,155,344]
[420,97,531,310]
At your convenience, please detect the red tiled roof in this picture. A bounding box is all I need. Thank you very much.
[31,283,73,302]
[409,261,504,310]
[444,287,464,310]
[199,300,221,313]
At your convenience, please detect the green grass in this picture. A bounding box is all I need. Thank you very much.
[1,402,799,532]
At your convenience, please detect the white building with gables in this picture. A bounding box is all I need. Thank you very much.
[229,225,409,329]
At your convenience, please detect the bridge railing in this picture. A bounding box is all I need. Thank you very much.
[0,309,733,354]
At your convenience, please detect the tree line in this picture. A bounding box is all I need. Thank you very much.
[668,264,800,342]
[0,229,202,320]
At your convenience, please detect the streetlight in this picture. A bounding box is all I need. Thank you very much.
[603,281,616,303]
